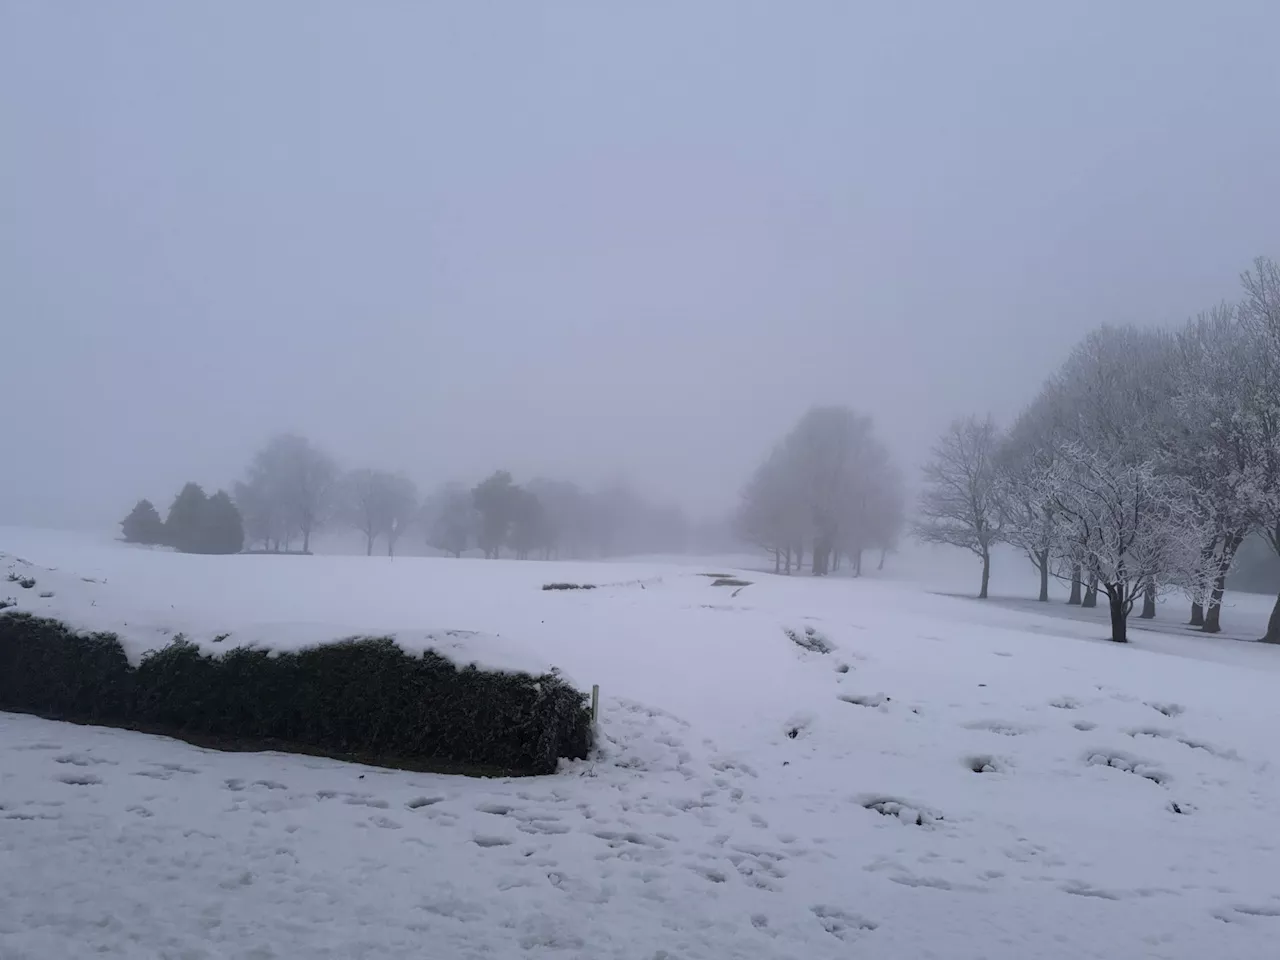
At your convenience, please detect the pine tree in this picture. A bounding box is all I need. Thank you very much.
[120,499,165,544]
[165,482,209,553]
[203,490,245,555]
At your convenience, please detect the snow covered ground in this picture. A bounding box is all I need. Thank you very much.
[4,528,1280,959]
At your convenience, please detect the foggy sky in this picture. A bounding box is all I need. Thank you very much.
[4,1,1279,529]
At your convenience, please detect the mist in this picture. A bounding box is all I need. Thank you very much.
[4,1,1279,531]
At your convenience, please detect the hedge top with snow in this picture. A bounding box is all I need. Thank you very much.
[0,551,561,679]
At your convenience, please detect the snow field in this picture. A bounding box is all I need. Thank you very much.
[3,528,1280,958]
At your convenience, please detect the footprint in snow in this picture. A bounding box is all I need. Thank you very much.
[963,719,1031,736]
[55,773,102,786]
[812,905,877,941]
[53,754,115,767]
[1147,701,1185,718]
[472,834,513,848]
[369,816,402,830]
[253,780,288,791]
[1061,880,1123,900]
[406,796,444,810]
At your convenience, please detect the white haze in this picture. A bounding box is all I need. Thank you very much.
[3,1,1279,529]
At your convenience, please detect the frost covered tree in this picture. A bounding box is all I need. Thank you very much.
[916,415,1004,599]
[1040,325,1180,612]
[1167,303,1274,632]
[1237,256,1280,642]
[120,499,165,545]
[999,390,1067,602]
[1034,445,1212,643]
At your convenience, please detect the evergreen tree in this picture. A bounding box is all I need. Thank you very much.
[165,482,209,553]
[120,499,165,545]
[203,490,245,555]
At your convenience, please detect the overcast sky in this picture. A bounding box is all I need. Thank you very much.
[3,1,1279,528]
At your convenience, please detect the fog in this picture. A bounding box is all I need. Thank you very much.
[4,1,1279,530]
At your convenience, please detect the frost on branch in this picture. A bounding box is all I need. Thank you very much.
[1032,445,1214,643]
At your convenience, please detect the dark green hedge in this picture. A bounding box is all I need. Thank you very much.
[0,612,592,775]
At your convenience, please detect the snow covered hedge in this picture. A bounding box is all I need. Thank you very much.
[0,613,592,775]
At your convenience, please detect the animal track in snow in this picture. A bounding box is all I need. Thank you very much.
[1147,701,1185,718]
[55,773,102,786]
[253,780,288,791]
[1073,720,1098,731]
[472,834,513,848]
[1050,696,1082,710]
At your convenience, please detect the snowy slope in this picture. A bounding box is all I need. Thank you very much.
[4,527,1280,958]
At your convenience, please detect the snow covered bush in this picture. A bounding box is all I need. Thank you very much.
[0,613,592,775]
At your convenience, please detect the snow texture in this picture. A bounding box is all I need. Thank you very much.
[4,527,1280,958]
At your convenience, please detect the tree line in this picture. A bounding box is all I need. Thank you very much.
[734,406,907,576]
[916,255,1280,644]
[120,483,244,555]
[123,433,695,561]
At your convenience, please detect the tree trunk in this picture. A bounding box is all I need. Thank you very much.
[878,548,887,571]
[855,550,863,577]
[1108,592,1128,643]
[1067,564,1082,605]
[366,534,374,557]
[1189,601,1204,627]
[979,548,990,599]
[1037,550,1049,602]
[773,549,780,574]
[784,547,792,575]
[812,539,831,576]
[1082,577,1098,608]
[302,529,311,554]
[1203,531,1244,634]
[1262,593,1280,644]
[795,543,804,573]
[1139,581,1156,619]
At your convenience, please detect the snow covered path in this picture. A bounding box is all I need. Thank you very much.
[4,535,1280,957]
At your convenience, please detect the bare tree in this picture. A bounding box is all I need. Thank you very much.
[238,434,337,554]
[916,415,1005,598]
[342,469,419,556]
